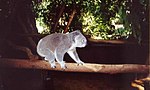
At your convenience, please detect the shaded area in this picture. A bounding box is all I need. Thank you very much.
[1,68,148,90]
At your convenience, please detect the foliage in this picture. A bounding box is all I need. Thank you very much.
[80,0,132,39]
[33,0,51,33]
[33,0,148,40]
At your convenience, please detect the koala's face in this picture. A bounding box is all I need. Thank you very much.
[74,33,87,48]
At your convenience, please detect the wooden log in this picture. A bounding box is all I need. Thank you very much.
[0,58,149,74]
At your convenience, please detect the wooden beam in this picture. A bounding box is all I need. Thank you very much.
[0,58,149,74]
[88,38,136,45]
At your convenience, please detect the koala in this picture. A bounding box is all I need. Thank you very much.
[37,30,87,69]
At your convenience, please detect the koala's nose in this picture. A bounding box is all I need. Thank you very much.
[85,39,87,45]
[84,40,87,47]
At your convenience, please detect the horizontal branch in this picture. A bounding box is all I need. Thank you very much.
[88,38,136,45]
[0,58,149,74]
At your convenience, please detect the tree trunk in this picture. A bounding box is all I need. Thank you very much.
[0,0,39,59]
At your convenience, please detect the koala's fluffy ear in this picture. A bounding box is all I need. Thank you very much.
[72,30,81,43]
[73,30,80,36]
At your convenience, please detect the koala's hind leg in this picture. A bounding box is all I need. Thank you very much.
[44,49,56,68]
[67,48,84,65]
[54,48,66,69]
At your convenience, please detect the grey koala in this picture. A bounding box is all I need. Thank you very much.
[37,30,87,69]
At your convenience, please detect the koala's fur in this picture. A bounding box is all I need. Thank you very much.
[37,30,87,69]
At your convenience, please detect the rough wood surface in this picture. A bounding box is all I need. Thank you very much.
[0,58,149,74]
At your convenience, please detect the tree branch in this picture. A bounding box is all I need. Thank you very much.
[0,58,149,74]
[7,41,39,60]
[131,76,150,90]
[64,9,76,33]
[51,4,65,33]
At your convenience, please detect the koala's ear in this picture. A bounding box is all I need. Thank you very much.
[72,31,80,43]
[73,30,80,36]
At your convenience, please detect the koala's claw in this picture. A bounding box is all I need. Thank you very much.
[50,63,56,68]
[59,61,67,69]
[61,65,67,70]
[51,65,56,68]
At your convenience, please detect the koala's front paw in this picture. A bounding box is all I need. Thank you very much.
[59,61,67,69]
[48,61,56,68]
[50,63,56,68]
[77,60,84,66]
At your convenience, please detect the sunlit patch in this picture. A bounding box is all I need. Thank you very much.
[131,77,150,90]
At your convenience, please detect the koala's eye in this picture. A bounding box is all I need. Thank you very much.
[81,39,85,43]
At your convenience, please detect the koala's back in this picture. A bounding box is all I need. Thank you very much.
[43,33,64,49]
[37,33,70,57]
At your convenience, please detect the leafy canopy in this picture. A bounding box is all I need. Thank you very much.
[33,0,132,40]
